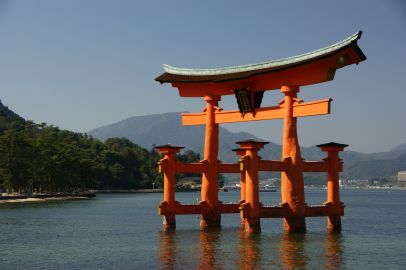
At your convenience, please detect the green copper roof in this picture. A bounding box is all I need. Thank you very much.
[155,31,366,84]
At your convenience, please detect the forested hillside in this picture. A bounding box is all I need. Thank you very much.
[0,100,197,193]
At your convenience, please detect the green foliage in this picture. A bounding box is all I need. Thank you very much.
[0,100,25,133]
[0,101,167,192]
[175,150,201,181]
[0,124,164,191]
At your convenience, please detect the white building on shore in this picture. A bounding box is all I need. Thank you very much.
[398,171,406,187]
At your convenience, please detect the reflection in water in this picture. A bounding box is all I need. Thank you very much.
[199,229,223,270]
[159,229,344,270]
[325,233,344,270]
[279,233,308,269]
[238,230,262,270]
[159,230,177,270]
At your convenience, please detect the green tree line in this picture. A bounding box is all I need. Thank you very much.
[0,101,201,193]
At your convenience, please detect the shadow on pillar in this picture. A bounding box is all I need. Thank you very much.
[327,215,342,232]
[245,220,261,234]
[199,201,221,229]
[283,217,306,233]
[283,206,306,233]
[163,214,176,231]
[200,214,222,229]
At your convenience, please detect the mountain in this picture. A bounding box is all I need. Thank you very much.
[0,100,25,131]
[89,112,275,162]
[391,143,406,152]
[343,153,406,179]
[89,112,406,180]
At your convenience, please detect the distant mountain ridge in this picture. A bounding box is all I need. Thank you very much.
[89,112,273,162]
[89,112,406,179]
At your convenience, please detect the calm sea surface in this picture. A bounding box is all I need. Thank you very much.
[1,189,405,270]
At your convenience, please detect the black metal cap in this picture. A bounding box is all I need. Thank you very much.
[155,144,185,149]
[236,138,269,145]
[316,142,349,148]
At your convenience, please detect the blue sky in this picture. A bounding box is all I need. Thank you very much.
[0,0,405,153]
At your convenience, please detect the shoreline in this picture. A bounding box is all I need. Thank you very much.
[93,189,164,194]
[0,196,93,204]
[0,193,96,204]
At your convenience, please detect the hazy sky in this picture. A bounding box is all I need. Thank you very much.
[0,0,405,153]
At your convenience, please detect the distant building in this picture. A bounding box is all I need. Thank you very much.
[398,171,406,187]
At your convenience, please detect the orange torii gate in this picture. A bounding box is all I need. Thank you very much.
[155,31,366,233]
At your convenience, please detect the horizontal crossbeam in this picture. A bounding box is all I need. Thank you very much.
[175,162,205,173]
[159,202,344,217]
[174,162,240,174]
[172,160,340,174]
[302,161,329,172]
[182,98,332,126]
[158,202,240,215]
[259,160,288,171]
[254,205,344,218]
[218,163,240,173]
[302,161,343,172]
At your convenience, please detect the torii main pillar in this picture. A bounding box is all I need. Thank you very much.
[280,85,306,232]
[200,95,221,228]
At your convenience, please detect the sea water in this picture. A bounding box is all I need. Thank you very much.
[1,189,405,269]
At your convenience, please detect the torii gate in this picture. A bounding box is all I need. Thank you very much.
[155,31,366,233]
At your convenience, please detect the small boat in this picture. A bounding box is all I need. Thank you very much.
[259,189,276,192]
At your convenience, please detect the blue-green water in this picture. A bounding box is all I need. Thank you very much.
[1,189,405,269]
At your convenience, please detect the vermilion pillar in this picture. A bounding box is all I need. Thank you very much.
[232,148,247,204]
[233,148,247,228]
[317,142,348,232]
[280,85,306,232]
[156,144,184,230]
[200,95,221,228]
[238,139,268,233]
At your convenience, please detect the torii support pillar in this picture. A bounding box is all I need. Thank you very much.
[232,148,247,204]
[238,139,269,234]
[233,148,247,228]
[317,142,348,232]
[280,85,306,232]
[200,95,221,228]
[156,144,184,230]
